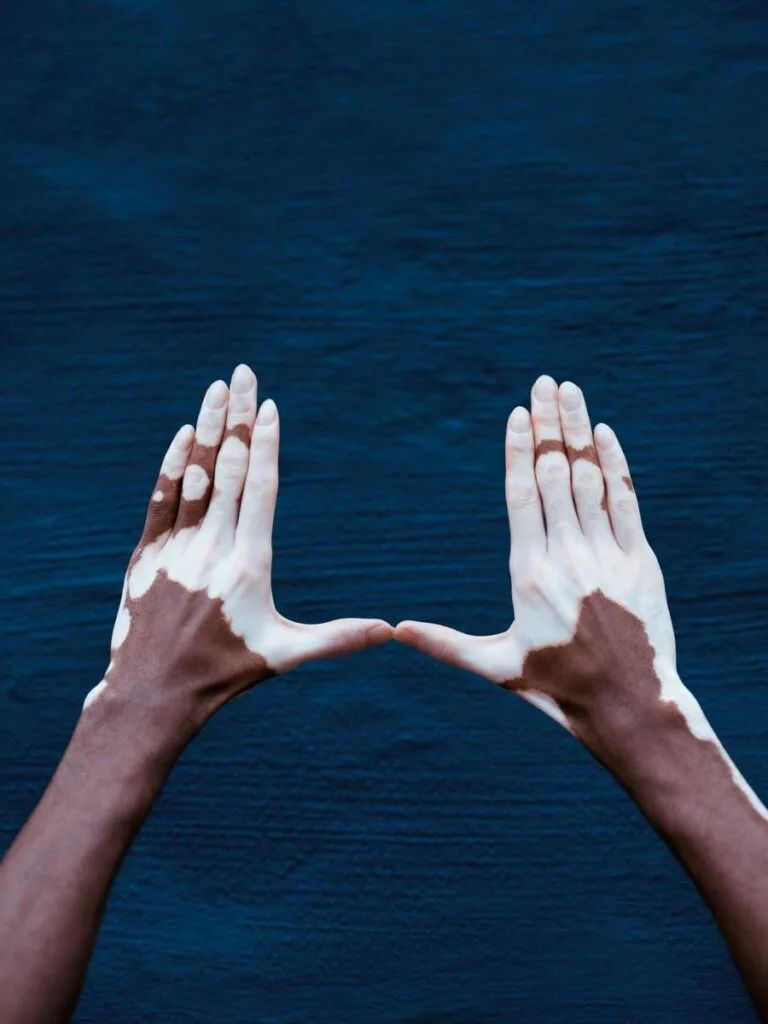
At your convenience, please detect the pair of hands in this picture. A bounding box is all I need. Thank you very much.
[86,362,687,760]
[7,361,768,1024]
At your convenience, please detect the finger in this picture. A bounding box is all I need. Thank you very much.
[138,424,195,547]
[530,375,581,541]
[203,364,258,546]
[275,618,394,672]
[236,398,279,556]
[394,620,514,681]
[505,406,546,563]
[174,379,230,533]
[594,422,646,552]
[557,381,613,545]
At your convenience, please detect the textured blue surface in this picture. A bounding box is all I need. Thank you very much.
[1,1,767,1021]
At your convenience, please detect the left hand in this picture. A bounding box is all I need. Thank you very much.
[84,364,393,732]
[394,375,688,755]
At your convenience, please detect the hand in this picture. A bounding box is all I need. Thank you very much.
[395,374,702,758]
[85,364,392,732]
[396,375,768,1019]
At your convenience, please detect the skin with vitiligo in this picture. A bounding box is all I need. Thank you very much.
[1,368,766,1022]
[396,374,768,1021]
[0,364,392,1024]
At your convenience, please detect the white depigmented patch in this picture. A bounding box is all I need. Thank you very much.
[523,690,574,732]
[152,489,165,502]
[181,464,210,501]
[208,436,250,505]
[716,744,768,822]
[161,435,193,481]
[83,679,108,710]
[196,413,224,447]
[111,605,131,651]
[217,434,248,470]
[211,568,271,650]
[128,534,172,599]
[656,659,768,822]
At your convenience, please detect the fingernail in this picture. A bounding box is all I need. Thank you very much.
[206,380,229,408]
[558,381,582,410]
[231,364,253,394]
[533,375,557,398]
[594,423,615,449]
[257,399,277,425]
[508,406,529,432]
[173,424,195,449]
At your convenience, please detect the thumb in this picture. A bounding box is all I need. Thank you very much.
[279,617,394,670]
[394,620,514,680]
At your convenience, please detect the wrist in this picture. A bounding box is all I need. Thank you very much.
[581,676,768,839]
[82,674,204,757]
[73,681,195,821]
[573,662,702,775]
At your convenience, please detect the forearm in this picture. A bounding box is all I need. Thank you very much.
[593,681,768,1020]
[0,687,190,1024]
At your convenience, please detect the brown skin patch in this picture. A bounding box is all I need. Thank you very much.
[222,422,253,447]
[0,547,278,1022]
[565,443,600,468]
[0,407,274,1022]
[174,443,220,532]
[500,590,661,752]
[501,590,768,1016]
[109,566,277,736]
[622,474,634,493]
[564,444,608,513]
[0,562,277,1021]
[140,472,182,547]
[534,438,566,460]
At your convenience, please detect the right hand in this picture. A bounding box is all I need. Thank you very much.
[395,375,707,756]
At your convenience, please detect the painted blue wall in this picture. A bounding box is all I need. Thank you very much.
[1,1,767,1021]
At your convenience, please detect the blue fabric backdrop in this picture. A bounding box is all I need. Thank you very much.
[1,1,767,1021]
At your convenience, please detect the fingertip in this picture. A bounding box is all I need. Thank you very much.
[256,399,278,426]
[230,363,255,394]
[174,424,195,449]
[558,380,582,410]
[533,374,558,399]
[367,621,395,646]
[393,620,418,642]
[206,379,230,409]
[507,406,531,434]
[594,422,616,450]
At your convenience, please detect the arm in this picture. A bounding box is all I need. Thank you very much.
[0,363,392,1024]
[395,374,768,1019]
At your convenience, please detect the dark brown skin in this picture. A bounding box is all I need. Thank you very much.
[502,590,768,1018]
[0,365,392,1024]
[396,374,768,1020]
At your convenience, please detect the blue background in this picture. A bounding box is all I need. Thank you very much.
[1,1,767,1021]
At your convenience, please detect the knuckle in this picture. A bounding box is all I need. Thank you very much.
[181,464,211,501]
[617,497,636,517]
[512,565,545,600]
[536,406,560,426]
[572,461,603,492]
[244,543,272,575]
[507,478,539,507]
[536,456,570,485]
[216,437,248,474]
[217,451,247,478]
[185,463,209,485]
[572,465,605,509]
[245,471,278,498]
